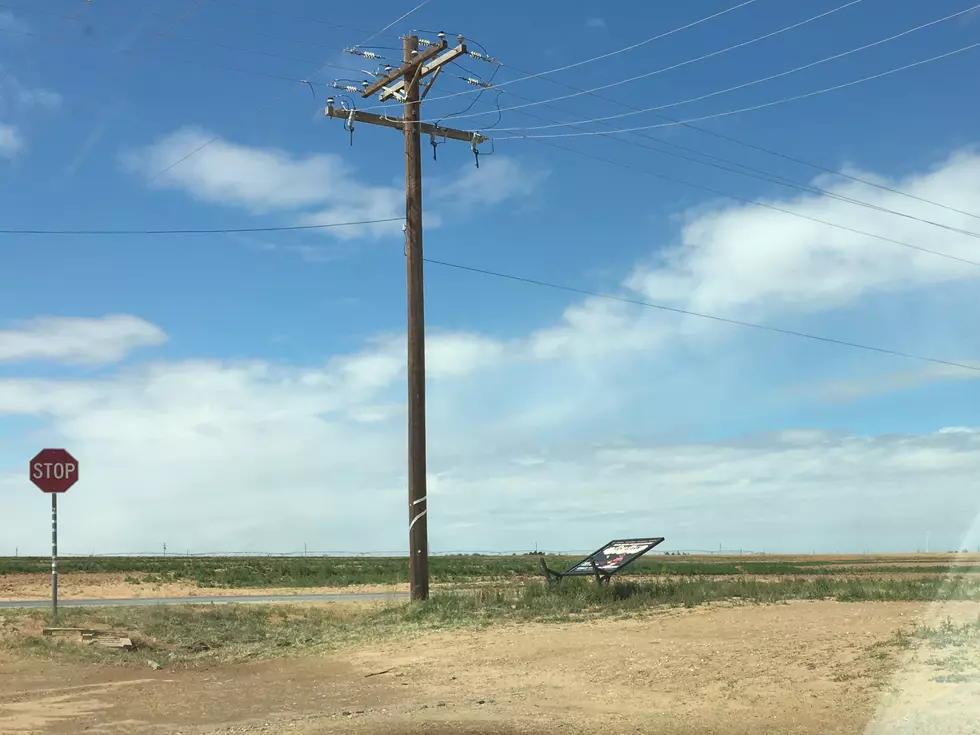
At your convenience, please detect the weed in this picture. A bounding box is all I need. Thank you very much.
[3,578,980,670]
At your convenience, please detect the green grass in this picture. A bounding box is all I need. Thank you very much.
[1,554,975,588]
[4,576,980,669]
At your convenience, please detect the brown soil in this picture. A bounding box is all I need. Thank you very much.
[2,600,978,734]
[0,573,408,600]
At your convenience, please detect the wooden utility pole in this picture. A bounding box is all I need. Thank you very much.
[326,34,489,602]
[402,34,428,604]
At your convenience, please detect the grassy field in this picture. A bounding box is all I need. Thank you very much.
[3,576,980,669]
[2,553,977,588]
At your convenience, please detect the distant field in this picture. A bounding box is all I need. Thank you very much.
[2,553,978,589]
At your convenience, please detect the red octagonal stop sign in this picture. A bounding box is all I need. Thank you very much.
[30,449,79,493]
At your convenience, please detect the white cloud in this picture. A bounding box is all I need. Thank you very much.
[121,127,355,212]
[508,149,980,368]
[0,315,167,365]
[626,151,980,319]
[0,68,62,113]
[432,156,548,210]
[1,339,978,553]
[3,151,980,554]
[123,127,545,240]
[586,18,606,29]
[0,122,21,158]
[0,66,61,157]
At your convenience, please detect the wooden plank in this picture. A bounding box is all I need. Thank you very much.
[324,108,487,144]
[379,44,468,102]
[361,39,447,98]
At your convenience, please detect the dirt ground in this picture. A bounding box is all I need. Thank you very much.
[2,600,978,735]
[0,573,408,600]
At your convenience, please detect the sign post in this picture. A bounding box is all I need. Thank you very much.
[29,449,79,618]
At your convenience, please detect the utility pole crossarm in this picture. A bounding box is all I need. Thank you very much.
[324,106,488,144]
[379,43,468,102]
[361,38,448,98]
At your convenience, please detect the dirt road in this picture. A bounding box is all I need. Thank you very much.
[2,600,978,734]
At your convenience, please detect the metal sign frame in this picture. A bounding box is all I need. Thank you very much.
[540,537,666,585]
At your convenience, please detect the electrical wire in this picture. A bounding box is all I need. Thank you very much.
[524,134,980,270]
[492,41,980,140]
[438,62,501,126]
[492,2,980,132]
[366,0,760,109]
[368,0,858,113]
[352,0,434,50]
[493,66,980,224]
[29,4,974,234]
[478,91,980,241]
[423,257,980,374]
[0,218,404,235]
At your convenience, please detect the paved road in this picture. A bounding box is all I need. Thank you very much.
[0,592,409,608]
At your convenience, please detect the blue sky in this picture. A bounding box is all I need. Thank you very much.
[2,0,980,555]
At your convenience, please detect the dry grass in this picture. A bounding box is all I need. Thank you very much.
[3,575,980,670]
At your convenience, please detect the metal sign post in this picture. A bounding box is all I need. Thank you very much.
[51,493,58,616]
[29,448,80,619]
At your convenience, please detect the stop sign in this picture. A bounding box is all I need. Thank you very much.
[29,449,79,493]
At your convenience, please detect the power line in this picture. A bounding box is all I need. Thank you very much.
[0,217,403,235]
[23,7,977,248]
[423,257,980,374]
[491,2,980,132]
[363,0,765,110]
[54,6,980,235]
[481,90,980,242]
[352,0,434,50]
[413,0,867,122]
[527,135,980,270]
[491,68,980,225]
[493,41,980,139]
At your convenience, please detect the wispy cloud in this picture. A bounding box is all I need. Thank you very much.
[124,127,546,242]
[586,17,606,29]
[0,315,167,365]
[0,66,61,157]
[0,122,22,158]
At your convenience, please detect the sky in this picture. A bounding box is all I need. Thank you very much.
[1,0,980,556]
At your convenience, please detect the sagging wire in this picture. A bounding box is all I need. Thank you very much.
[450,63,503,129]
